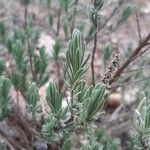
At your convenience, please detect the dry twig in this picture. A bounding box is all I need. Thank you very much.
[91,0,98,86]
[109,32,150,84]
[0,127,21,150]
[135,9,142,44]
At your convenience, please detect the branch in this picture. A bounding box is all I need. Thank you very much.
[91,0,98,86]
[70,89,74,118]
[8,111,39,138]
[70,0,78,34]
[86,7,118,44]
[123,76,150,86]
[0,127,21,150]
[24,3,28,30]
[17,126,31,149]
[109,32,150,84]
[56,8,61,36]
[135,9,142,44]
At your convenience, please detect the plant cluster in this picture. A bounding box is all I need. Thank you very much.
[0,0,149,149]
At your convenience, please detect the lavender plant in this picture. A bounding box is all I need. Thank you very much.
[42,29,109,148]
[133,92,150,149]
[0,0,149,149]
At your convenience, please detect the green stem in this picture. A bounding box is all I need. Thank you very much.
[70,89,74,118]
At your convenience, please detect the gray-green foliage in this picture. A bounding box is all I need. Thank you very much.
[0,22,5,37]
[0,0,148,149]
[6,23,49,90]
[82,83,107,122]
[42,29,108,148]
[46,0,53,27]
[121,6,133,21]
[27,82,39,117]
[42,117,56,140]
[0,58,5,76]
[62,138,72,150]
[0,22,50,121]
[21,0,30,5]
[46,82,68,120]
[75,80,88,102]
[65,29,88,89]
[0,143,7,150]
[33,46,49,86]
[46,82,62,114]
[118,5,133,24]
[95,0,104,11]
[0,76,11,121]
[0,1,137,146]
[82,127,120,150]
[60,0,70,13]
[0,21,6,43]
[12,39,26,71]
[53,37,61,60]
[133,92,150,149]
[74,81,107,123]
[103,44,112,67]
[47,0,51,9]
